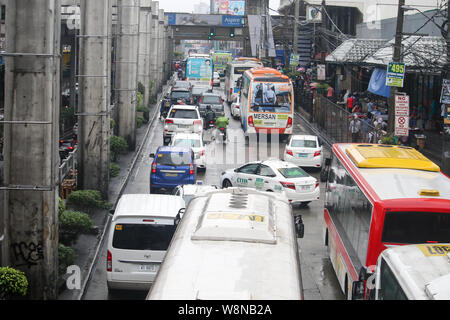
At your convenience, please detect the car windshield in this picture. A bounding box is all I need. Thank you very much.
[202,96,221,104]
[171,91,190,99]
[192,87,207,95]
[174,82,189,88]
[169,109,198,119]
[172,139,201,148]
[291,139,317,148]
[278,167,309,178]
[155,152,192,166]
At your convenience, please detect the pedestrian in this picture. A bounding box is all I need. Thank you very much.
[352,103,362,114]
[441,103,447,134]
[349,114,361,143]
[343,89,350,103]
[361,113,371,143]
[367,101,375,113]
[327,85,335,102]
[346,93,355,113]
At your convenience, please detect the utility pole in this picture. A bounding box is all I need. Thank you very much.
[79,0,112,198]
[293,0,300,55]
[3,0,61,299]
[388,0,405,135]
[442,1,450,175]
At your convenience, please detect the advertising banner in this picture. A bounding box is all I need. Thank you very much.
[386,61,405,87]
[229,1,245,15]
[440,79,450,104]
[251,82,292,114]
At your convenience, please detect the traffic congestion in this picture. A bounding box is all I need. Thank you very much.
[82,51,450,302]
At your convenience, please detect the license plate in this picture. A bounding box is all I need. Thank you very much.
[178,124,189,128]
[298,153,308,158]
[165,173,178,177]
[139,264,157,272]
[301,185,311,191]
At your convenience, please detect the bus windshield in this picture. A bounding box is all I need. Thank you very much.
[382,211,450,244]
[250,82,292,113]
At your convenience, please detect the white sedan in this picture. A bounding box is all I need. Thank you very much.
[283,135,323,169]
[230,93,240,119]
[169,132,206,172]
[220,159,320,206]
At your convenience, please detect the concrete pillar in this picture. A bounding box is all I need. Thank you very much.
[156,9,165,92]
[78,0,112,198]
[3,0,61,299]
[149,1,159,97]
[115,0,140,150]
[138,0,151,108]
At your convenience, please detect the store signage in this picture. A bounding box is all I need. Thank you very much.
[386,61,405,87]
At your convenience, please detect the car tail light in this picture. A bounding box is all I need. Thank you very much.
[286,149,293,156]
[199,150,205,156]
[280,182,296,190]
[165,119,174,125]
[151,162,157,174]
[68,146,74,151]
[236,105,239,109]
[211,79,213,87]
[315,181,319,189]
[219,127,225,131]
[189,164,194,175]
[107,250,112,272]
[286,117,293,129]
[194,120,202,126]
[314,150,321,157]
[248,115,254,127]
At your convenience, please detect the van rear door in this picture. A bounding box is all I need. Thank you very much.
[109,217,176,283]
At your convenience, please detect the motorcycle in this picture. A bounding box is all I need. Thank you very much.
[160,98,171,119]
[217,127,227,143]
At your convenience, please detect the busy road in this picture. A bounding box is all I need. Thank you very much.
[82,80,344,300]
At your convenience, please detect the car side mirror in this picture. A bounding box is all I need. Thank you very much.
[294,215,304,238]
[109,209,115,216]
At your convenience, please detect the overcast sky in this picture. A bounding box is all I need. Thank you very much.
[158,0,281,14]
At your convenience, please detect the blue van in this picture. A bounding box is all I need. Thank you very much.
[149,146,196,193]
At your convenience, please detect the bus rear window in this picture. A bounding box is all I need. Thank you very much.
[112,223,176,251]
[382,212,450,244]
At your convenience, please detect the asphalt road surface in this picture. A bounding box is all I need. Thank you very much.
[82,82,345,300]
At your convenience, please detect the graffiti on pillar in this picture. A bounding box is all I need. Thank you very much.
[11,241,44,268]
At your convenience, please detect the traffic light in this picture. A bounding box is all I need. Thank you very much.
[209,27,215,40]
[230,28,235,38]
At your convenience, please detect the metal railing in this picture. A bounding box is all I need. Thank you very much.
[59,147,77,184]
[312,95,379,144]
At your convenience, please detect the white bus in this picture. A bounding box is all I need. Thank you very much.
[239,67,294,142]
[224,60,263,103]
[185,53,213,89]
[361,244,450,300]
[146,188,305,300]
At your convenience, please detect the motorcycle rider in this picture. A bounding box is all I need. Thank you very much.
[215,114,229,141]
[204,105,215,130]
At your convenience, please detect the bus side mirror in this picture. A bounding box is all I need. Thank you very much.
[294,215,304,238]
[150,153,155,158]
[352,280,365,300]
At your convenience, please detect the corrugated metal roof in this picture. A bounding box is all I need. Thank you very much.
[326,39,388,63]
[326,36,447,71]
[364,36,447,71]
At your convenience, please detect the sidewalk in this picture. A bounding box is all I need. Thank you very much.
[57,77,172,300]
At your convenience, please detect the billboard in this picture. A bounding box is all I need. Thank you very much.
[213,0,245,15]
[166,13,243,27]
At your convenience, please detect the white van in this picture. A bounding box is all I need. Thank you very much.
[106,194,185,292]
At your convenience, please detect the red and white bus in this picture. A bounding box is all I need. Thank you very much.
[323,143,450,299]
